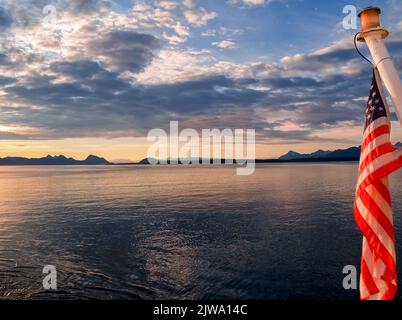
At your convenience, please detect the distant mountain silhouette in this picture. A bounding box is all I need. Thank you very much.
[138,143,402,164]
[0,155,110,166]
[83,155,110,165]
[279,146,361,161]
[278,142,402,162]
[4,142,400,166]
[138,157,154,165]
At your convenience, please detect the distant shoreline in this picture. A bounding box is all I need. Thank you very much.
[0,157,360,166]
[128,157,360,165]
[0,144,365,166]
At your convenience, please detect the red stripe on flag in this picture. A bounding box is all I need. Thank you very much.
[354,205,396,282]
[381,282,397,300]
[357,158,402,197]
[361,258,380,296]
[358,189,395,241]
[372,179,391,205]
[359,143,395,172]
[361,125,390,152]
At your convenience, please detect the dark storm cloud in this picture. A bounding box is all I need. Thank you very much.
[141,75,266,113]
[2,62,268,138]
[1,59,367,141]
[262,76,321,89]
[0,76,16,85]
[282,46,360,72]
[88,31,162,73]
[0,131,28,139]
[257,69,372,126]
[0,6,12,28]
[50,60,105,79]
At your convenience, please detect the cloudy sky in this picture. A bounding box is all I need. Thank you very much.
[1,0,402,161]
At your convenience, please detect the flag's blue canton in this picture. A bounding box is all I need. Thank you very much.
[365,71,388,129]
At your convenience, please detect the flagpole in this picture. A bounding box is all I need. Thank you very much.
[357,7,402,127]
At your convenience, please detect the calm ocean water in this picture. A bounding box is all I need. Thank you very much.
[1,163,402,300]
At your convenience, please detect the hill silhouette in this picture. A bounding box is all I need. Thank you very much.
[0,155,110,166]
[3,142,401,166]
[138,142,402,164]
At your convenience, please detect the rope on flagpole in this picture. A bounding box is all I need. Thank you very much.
[354,32,374,66]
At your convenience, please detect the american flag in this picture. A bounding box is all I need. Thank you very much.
[354,68,402,300]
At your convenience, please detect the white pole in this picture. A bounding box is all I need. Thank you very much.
[361,30,402,127]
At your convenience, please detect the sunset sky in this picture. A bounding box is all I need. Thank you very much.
[1,0,402,161]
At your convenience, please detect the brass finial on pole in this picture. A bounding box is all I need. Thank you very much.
[357,7,402,127]
[357,6,388,41]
